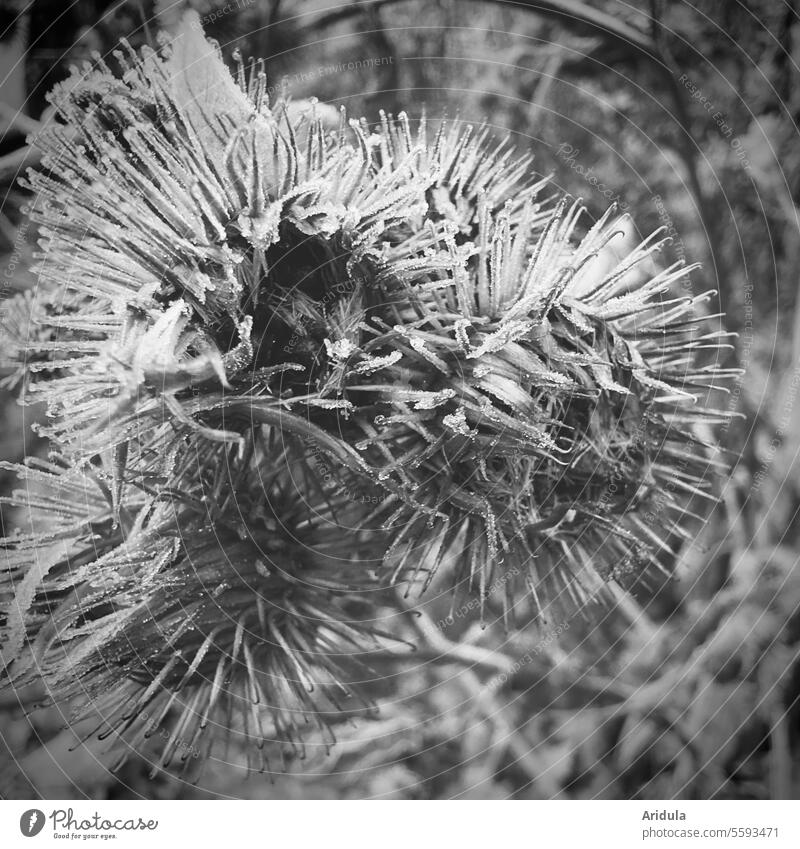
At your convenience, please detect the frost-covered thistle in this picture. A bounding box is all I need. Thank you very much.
[1,13,735,769]
[336,198,737,624]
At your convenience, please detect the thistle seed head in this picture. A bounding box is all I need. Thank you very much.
[0,11,737,768]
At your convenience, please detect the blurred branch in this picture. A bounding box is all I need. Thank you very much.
[0,684,45,710]
[0,144,41,181]
[391,603,515,675]
[359,2,400,103]
[649,2,725,312]
[0,103,40,138]
[136,0,155,47]
[371,645,510,675]
[527,44,567,126]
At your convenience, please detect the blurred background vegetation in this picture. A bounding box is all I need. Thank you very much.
[1,0,800,799]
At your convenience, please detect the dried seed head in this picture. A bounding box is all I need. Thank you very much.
[0,11,737,770]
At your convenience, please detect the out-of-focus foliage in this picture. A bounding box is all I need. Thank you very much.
[1,0,799,800]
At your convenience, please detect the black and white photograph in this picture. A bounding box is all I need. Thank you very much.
[0,0,799,835]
